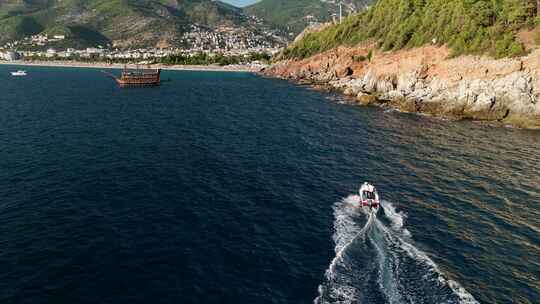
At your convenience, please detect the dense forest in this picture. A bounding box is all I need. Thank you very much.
[284,0,540,59]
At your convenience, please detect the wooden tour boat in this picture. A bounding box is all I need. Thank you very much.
[104,66,161,87]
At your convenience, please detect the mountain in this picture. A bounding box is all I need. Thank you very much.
[0,0,283,49]
[283,0,537,59]
[244,0,374,36]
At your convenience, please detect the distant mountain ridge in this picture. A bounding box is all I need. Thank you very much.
[0,0,279,49]
[244,0,374,36]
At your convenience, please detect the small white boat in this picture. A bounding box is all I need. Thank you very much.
[11,70,27,76]
[359,182,380,214]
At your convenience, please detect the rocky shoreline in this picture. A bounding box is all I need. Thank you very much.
[263,45,540,129]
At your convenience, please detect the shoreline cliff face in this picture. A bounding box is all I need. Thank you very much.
[264,45,540,129]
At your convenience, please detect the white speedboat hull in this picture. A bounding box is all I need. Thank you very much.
[359,182,380,215]
[11,71,27,76]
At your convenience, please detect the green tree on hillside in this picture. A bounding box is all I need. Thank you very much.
[283,0,534,59]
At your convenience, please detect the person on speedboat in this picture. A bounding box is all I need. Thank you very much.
[364,190,375,200]
[362,190,378,209]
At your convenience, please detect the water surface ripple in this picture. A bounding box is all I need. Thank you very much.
[0,66,538,304]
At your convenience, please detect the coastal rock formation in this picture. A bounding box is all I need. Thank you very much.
[265,45,540,128]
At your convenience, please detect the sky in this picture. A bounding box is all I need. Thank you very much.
[221,0,260,7]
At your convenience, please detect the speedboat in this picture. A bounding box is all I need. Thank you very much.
[11,70,27,76]
[359,182,380,214]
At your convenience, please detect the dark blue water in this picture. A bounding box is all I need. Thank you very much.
[0,65,538,304]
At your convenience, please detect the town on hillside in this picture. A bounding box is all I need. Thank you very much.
[0,21,285,65]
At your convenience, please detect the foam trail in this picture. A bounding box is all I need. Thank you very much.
[376,200,479,304]
[380,200,411,237]
[314,195,375,304]
[370,217,403,304]
[376,218,478,304]
[327,212,373,276]
[315,195,479,304]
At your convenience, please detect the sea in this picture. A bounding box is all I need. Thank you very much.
[1,65,538,304]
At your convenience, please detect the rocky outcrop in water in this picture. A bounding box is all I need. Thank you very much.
[265,45,540,129]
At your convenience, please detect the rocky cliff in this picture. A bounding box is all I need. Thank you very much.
[264,44,540,129]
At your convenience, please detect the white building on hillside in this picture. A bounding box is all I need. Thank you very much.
[46,48,57,57]
[2,51,20,61]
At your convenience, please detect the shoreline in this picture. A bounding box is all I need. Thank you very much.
[264,46,540,129]
[0,60,263,72]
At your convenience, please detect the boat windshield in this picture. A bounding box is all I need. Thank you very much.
[363,191,376,200]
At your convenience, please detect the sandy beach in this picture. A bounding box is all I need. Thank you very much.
[0,60,264,72]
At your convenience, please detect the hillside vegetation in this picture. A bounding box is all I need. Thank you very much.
[0,0,249,47]
[284,0,539,59]
[245,0,330,34]
[244,0,373,35]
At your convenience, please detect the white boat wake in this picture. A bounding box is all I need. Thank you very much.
[314,195,478,304]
